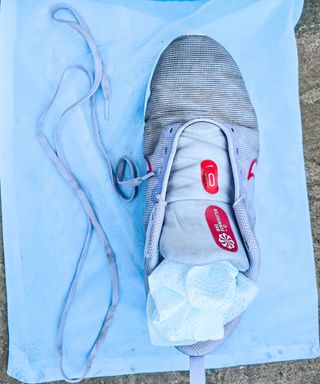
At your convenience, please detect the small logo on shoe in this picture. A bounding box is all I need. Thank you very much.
[218,233,235,249]
[205,206,238,253]
[201,160,219,194]
[247,159,257,181]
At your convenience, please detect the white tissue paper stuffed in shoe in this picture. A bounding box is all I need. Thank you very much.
[147,260,259,346]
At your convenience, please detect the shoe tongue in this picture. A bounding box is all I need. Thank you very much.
[160,121,248,271]
[166,121,234,205]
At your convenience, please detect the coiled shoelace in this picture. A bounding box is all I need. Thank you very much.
[37,4,153,382]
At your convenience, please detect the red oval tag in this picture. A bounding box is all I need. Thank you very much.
[205,206,238,252]
[201,160,219,194]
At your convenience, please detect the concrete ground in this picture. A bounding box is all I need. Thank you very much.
[0,0,319,383]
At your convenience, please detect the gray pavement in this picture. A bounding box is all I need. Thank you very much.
[0,0,319,383]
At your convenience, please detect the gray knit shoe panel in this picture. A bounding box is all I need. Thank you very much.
[144,34,258,158]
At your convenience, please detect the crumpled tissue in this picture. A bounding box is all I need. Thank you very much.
[147,260,259,346]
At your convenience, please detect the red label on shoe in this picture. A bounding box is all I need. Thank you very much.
[145,157,152,173]
[201,160,219,194]
[247,159,257,181]
[205,206,238,252]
